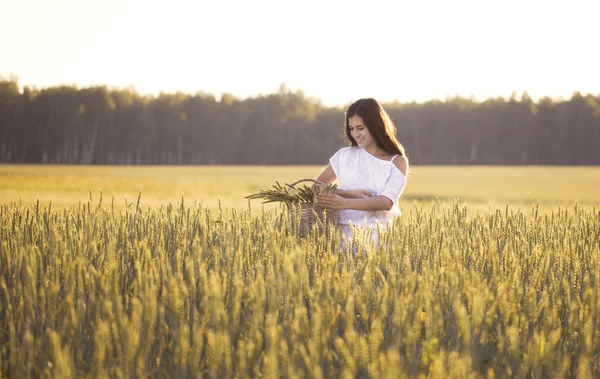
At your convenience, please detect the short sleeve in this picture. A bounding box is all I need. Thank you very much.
[380,167,407,207]
[328,148,346,177]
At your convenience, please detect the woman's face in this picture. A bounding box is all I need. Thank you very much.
[348,115,375,149]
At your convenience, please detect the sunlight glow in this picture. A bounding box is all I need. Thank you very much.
[2,0,599,106]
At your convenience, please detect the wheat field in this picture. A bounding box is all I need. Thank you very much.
[1,164,599,211]
[1,165,599,378]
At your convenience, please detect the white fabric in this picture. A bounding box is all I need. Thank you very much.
[329,146,407,228]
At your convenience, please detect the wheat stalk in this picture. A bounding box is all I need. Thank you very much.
[246,181,338,205]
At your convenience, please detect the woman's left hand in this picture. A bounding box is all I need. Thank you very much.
[316,193,348,210]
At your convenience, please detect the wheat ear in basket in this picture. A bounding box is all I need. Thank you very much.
[286,179,339,236]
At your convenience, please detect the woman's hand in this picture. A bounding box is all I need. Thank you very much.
[316,193,349,210]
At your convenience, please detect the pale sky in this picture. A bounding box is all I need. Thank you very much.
[1,0,599,106]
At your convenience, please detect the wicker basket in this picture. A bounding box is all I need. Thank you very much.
[286,179,339,236]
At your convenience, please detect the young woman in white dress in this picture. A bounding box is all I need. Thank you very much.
[315,98,408,246]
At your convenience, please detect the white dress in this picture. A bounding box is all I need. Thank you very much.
[329,147,407,244]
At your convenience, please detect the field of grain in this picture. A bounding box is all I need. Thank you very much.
[1,165,599,377]
[1,165,599,211]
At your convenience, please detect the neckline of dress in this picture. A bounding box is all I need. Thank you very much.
[360,147,394,163]
[359,148,407,178]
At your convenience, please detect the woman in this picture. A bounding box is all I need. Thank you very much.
[316,98,408,247]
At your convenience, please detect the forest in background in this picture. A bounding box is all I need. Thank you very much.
[1,77,599,165]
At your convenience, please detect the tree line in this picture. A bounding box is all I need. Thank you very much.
[1,77,599,165]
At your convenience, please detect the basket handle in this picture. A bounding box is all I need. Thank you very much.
[287,178,326,190]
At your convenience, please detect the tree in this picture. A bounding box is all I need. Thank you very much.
[0,79,599,165]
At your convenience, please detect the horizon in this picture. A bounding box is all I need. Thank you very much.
[2,0,599,107]
[2,76,598,107]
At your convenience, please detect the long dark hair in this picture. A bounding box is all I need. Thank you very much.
[345,98,406,156]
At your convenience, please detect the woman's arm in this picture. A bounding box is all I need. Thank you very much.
[315,164,336,184]
[316,193,393,211]
[336,189,372,199]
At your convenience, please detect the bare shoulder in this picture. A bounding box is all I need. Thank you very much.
[391,155,409,176]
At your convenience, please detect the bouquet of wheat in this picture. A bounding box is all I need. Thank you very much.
[246,179,339,235]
